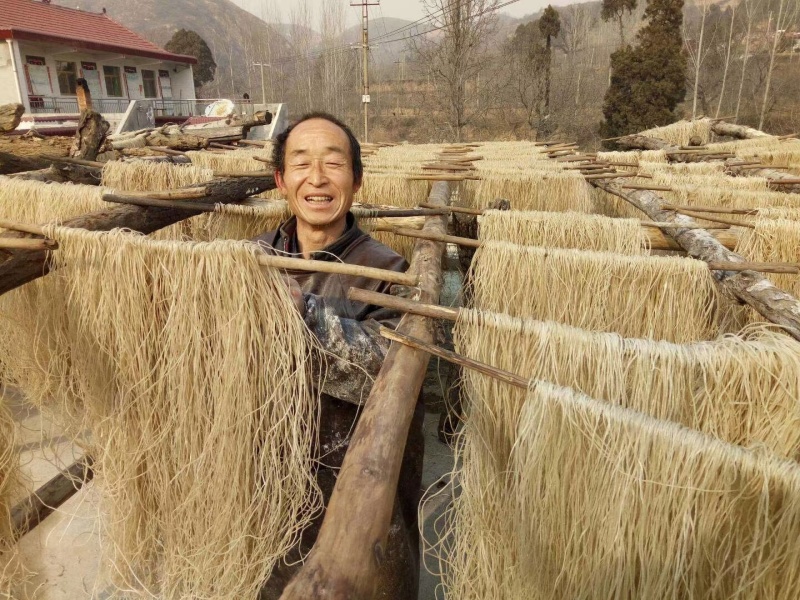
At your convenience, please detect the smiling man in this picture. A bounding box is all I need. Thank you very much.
[253,113,422,600]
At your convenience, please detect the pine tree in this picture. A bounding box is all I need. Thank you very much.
[601,0,686,138]
[538,5,561,115]
[165,29,217,91]
[601,0,638,46]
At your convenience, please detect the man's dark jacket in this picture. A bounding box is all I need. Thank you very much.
[253,214,424,600]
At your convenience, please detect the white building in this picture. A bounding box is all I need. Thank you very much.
[0,0,197,123]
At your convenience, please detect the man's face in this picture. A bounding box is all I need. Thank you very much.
[276,118,360,228]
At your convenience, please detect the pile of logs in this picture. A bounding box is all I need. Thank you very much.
[107,111,273,152]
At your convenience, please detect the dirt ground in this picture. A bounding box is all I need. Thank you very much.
[0,135,72,158]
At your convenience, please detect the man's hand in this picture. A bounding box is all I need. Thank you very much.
[284,276,306,316]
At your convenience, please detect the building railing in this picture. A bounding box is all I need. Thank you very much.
[29,97,256,119]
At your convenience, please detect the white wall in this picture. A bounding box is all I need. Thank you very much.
[0,42,22,106]
[14,41,195,112]
[169,65,196,101]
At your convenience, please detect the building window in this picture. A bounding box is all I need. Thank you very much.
[56,61,77,95]
[104,65,123,97]
[142,70,158,98]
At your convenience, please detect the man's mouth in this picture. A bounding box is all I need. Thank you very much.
[305,195,334,205]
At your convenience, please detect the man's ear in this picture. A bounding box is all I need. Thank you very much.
[275,169,288,195]
[353,178,362,195]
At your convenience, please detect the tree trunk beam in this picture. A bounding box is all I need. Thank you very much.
[709,120,771,140]
[70,110,109,161]
[8,164,101,185]
[0,103,24,133]
[0,175,276,296]
[0,151,51,175]
[279,182,450,600]
[595,181,800,341]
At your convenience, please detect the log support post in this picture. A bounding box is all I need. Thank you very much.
[279,182,451,600]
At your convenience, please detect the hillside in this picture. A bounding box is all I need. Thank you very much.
[52,0,287,97]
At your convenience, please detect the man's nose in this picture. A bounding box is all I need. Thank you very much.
[308,160,327,185]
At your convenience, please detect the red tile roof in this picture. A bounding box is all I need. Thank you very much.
[0,0,197,64]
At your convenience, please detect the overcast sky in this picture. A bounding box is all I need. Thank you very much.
[229,0,552,27]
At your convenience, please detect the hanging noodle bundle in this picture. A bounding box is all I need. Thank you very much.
[101,161,213,192]
[736,218,800,300]
[186,148,271,173]
[439,377,800,599]
[6,227,321,599]
[470,241,727,342]
[640,119,712,145]
[0,177,108,227]
[462,171,592,212]
[0,396,18,596]
[478,210,648,254]
[454,310,800,460]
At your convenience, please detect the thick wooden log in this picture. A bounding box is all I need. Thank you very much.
[12,457,94,540]
[595,181,800,340]
[614,134,672,151]
[144,132,209,150]
[0,175,276,296]
[280,182,450,600]
[9,163,101,185]
[0,151,51,175]
[710,121,771,140]
[70,110,109,161]
[0,103,24,133]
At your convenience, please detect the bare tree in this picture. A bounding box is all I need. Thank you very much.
[601,0,638,46]
[715,4,736,117]
[684,1,718,119]
[412,0,500,141]
[734,0,761,122]
[759,0,799,129]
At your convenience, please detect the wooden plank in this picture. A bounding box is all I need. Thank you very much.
[12,457,94,540]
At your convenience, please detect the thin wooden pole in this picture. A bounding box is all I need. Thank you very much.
[123,187,209,201]
[674,208,754,228]
[707,261,799,274]
[257,254,417,286]
[380,326,530,390]
[418,202,484,216]
[213,170,274,178]
[103,194,217,212]
[348,287,460,322]
[0,238,55,250]
[663,204,758,216]
[372,225,481,248]
[40,153,104,168]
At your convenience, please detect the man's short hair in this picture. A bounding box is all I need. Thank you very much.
[272,112,363,186]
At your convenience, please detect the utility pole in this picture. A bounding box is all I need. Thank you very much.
[350,0,379,143]
[253,62,271,106]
